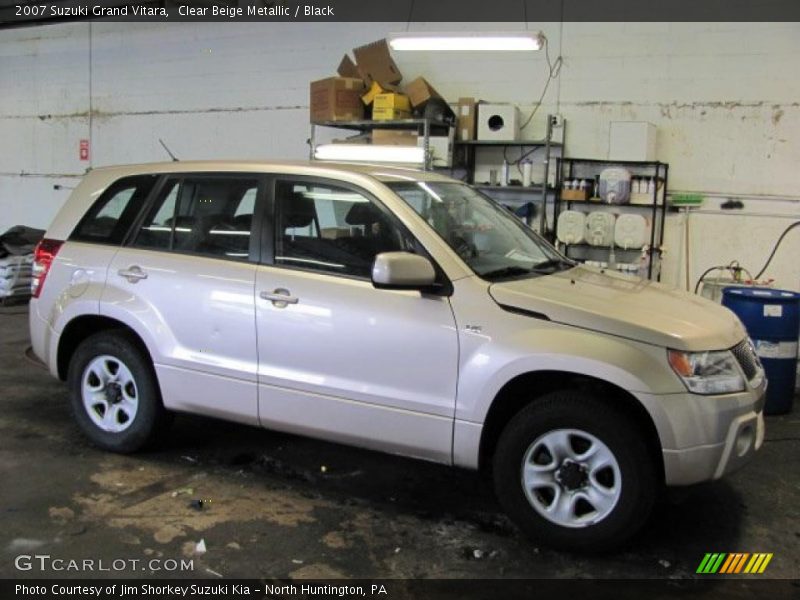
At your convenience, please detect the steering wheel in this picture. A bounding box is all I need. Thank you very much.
[450,234,478,260]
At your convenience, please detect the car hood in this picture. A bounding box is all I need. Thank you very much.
[488,265,746,351]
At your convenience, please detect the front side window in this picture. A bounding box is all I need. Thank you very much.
[386,181,570,280]
[274,180,414,278]
[71,175,158,244]
[133,176,258,260]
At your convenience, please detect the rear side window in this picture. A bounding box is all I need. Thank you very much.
[71,175,158,245]
[133,175,259,261]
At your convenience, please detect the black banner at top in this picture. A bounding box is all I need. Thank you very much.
[2,0,800,28]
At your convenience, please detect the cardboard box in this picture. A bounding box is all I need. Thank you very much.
[372,129,418,146]
[353,39,402,88]
[372,107,412,121]
[309,77,365,123]
[361,80,399,105]
[361,81,384,106]
[337,55,359,79]
[374,93,411,112]
[405,77,443,108]
[561,188,591,202]
[456,97,477,141]
[477,103,519,141]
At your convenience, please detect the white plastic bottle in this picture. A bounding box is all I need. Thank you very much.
[521,160,532,187]
[638,246,650,279]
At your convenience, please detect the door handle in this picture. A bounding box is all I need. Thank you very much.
[260,288,299,308]
[118,266,148,283]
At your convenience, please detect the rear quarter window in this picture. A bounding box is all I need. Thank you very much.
[70,174,158,245]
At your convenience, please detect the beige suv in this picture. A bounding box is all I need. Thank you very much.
[29,160,765,551]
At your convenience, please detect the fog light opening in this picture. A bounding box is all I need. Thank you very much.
[736,425,754,457]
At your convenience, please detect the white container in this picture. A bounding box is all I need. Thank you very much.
[556,210,587,245]
[585,212,616,247]
[599,167,632,204]
[614,214,650,249]
[500,160,509,186]
[521,160,532,187]
[477,104,519,141]
[609,121,657,161]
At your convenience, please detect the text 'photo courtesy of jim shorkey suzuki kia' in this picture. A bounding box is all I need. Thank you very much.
[29,160,766,551]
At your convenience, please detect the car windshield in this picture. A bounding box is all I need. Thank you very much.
[386,181,572,280]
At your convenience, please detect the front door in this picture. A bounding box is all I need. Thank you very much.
[254,177,459,463]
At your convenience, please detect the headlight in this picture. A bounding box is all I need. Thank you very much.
[667,349,745,395]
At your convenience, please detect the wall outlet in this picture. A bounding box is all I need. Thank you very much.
[552,114,565,128]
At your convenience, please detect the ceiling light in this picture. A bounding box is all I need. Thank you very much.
[388,32,543,52]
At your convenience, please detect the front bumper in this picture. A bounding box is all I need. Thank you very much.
[637,381,766,486]
[662,409,764,485]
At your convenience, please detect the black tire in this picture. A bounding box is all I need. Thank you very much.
[493,390,657,552]
[68,330,171,453]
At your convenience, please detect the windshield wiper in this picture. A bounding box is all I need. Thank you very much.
[530,258,575,273]
[480,266,534,281]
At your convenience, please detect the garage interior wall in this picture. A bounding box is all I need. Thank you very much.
[1,21,798,291]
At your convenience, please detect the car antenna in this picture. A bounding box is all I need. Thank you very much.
[159,138,179,162]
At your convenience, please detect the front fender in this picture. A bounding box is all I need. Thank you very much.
[455,315,683,425]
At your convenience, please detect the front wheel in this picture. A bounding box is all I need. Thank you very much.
[68,331,171,453]
[493,391,657,551]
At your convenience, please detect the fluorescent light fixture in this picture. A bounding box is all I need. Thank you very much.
[388,32,543,52]
[314,144,425,165]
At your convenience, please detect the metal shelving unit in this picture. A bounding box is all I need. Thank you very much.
[309,118,454,171]
[454,115,565,235]
[309,115,566,237]
[455,139,557,146]
[553,157,669,280]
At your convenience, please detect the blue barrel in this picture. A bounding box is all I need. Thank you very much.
[722,287,800,415]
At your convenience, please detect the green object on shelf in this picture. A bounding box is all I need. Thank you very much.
[671,193,704,206]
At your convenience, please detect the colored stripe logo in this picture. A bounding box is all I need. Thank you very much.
[697,552,773,574]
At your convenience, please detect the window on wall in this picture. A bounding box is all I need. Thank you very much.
[274,180,414,278]
[134,176,258,260]
[71,175,158,245]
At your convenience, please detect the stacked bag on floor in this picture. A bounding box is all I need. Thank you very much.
[0,226,45,302]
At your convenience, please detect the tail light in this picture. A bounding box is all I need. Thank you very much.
[31,239,63,298]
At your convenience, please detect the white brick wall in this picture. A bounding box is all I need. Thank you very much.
[1,21,798,290]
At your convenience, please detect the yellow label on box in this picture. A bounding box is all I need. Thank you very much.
[372,107,412,121]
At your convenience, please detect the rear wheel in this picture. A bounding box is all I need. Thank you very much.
[68,331,170,452]
[493,391,657,551]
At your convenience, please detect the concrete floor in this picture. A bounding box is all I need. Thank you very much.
[1,309,798,580]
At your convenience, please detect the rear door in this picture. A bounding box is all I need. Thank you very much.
[102,173,265,425]
[253,176,459,462]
